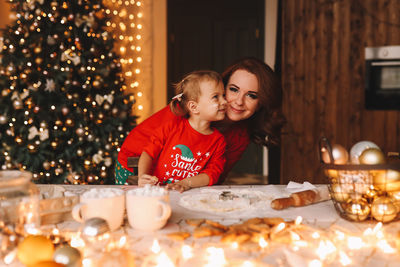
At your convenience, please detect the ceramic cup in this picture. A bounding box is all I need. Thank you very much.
[126,186,171,231]
[72,188,125,231]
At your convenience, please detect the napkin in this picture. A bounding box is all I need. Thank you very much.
[286,181,316,193]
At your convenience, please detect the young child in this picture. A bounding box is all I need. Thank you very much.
[137,70,227,192]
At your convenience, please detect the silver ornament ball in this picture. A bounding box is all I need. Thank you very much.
[53,245,82,267]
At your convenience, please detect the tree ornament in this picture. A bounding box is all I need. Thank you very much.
[47,36,56,45]
[344,198,370,221]
[87,134,94,141]
[43,161,51,170]
[76,149,84,157]
[53,245,82,267]
[65,118,74,127]
[350,141,380,164]
[87,174,95,183]
[13,99,23,109]
[75,128,84,137]
[373,170,400,192]
[0,115,7,124]
[45,79,56,92]
[84,159,92,170]
[81,217,110,252]
[27,143,37,153]
[35,57,43,65]
[15,136,23,144]
[359,148,385,165]
[55,168,63,175]
[50,141,58,149]
[40,121,48,129]
[371,196,398,223]
[61,107,69,115]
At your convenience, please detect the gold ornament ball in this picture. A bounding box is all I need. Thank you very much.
[84,159,92,170]
[325,169,339,181]
[330,183,350,203]
[359,148,386,165]
[27,144,37,153]
[51,141,58,149]
[389,191,400,212]
[76,149,84,157]
[43,161,51,170]
[373,169,400,192]
[17,235,54,266]
[13,99,23,109]
[35,57,43,64]
[365,188,380,200]
[65,118,74,127]
[321,144,349,164]
[40,121,48,129]
[76,127,84,137]
[15,136,23,144]
[93,80,100,88]
[55,168,63,175]
[87,174,95,183]
[371,196,398,223]
[34,47,42,54]
[344,198,371,221]
[61,107,69,115]
[29,261,64,267]
[350,141,380,164]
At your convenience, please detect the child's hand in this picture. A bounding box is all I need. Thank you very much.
[138,174,159,186]
[165,181,191,193]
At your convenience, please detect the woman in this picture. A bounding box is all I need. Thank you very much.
[116,57,285,189]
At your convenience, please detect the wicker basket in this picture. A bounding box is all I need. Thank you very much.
[323,163,400,223]
[319,137,400,223]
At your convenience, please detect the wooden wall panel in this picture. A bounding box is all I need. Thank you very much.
[280,0,400,184]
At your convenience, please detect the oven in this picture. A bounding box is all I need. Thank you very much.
[365,45,400,110]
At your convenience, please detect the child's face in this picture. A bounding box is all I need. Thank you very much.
[196,80,227,122]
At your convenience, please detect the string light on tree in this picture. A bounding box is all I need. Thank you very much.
[0,0,136,184]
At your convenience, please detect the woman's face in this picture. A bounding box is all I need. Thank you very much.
[225,69,259,122]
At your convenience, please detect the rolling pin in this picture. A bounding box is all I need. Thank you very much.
[271,186,330,210]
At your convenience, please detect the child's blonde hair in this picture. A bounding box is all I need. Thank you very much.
[170,70,222,118]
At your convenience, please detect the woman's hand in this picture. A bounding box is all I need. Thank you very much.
[138,174,159,187]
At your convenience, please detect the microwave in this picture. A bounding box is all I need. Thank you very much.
[365,46,400,110]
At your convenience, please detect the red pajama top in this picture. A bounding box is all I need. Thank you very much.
[118,106,250,183]
[142,117,225,185]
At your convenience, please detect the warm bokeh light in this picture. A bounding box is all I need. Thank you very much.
[105,0,144,117]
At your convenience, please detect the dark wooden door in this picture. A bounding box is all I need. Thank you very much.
[167,0,266,176]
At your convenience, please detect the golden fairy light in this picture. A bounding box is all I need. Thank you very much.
[105,0,144,117]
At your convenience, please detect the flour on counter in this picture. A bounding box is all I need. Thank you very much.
[179,188,276,214]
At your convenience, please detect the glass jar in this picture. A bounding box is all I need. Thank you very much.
[0,170,40,232]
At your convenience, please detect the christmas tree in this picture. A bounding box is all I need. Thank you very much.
[0,0,136,184]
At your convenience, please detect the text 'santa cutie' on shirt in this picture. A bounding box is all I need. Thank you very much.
[143,117,226,185]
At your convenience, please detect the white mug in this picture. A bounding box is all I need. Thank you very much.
[72,188,125,231]
[126,187,171,231]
